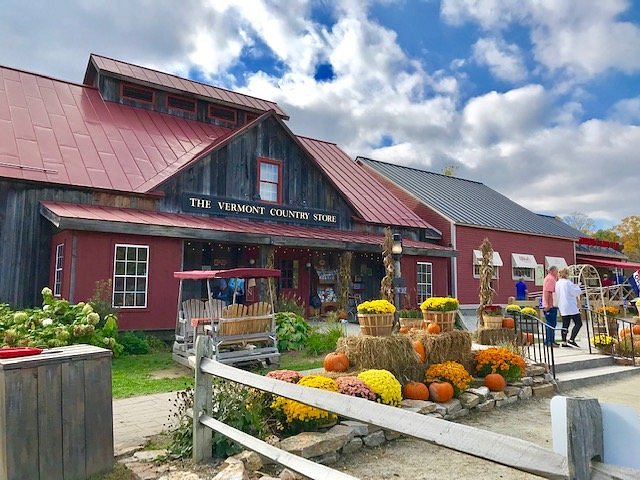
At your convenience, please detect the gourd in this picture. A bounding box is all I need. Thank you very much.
[484,373,506,392]
[502,317,515,329]
[399,326,410,334]
[426,322,441,334]
[428,381,454,402]
[403,381,429,400]
[412,339,425,363]
[323,352,349,372]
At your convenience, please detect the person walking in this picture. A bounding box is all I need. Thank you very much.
[556,268,583,348]
[542,266,559,347]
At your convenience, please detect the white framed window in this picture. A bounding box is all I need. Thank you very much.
[113,244,149,308]
[54,243,64,297]
[473,264,500,279]
[416,262,433,303]
[511,253,538,281]
[512,267,535,281]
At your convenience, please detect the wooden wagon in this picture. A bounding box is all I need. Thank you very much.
[173,268,281,368]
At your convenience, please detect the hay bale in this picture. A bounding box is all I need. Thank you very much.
[335,335,423,381]
[409,330,473,371]
[476,328,516,346]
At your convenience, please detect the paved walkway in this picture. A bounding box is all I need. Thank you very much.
[113,391,176,455]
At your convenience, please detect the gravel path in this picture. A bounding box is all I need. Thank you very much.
[335,376,640,480]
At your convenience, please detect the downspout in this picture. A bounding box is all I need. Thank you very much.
[69,233,78,303]
[450,223,457,298]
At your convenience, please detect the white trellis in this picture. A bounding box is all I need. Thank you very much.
[568,264,610,335]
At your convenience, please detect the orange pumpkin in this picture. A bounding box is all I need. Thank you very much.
[403,381,429,400]
[633,325,640,335]
[521,332,534,345]
[426,322,441,334]
[323,352,349,372]
[502,317,515,329]
[484,373,506,392]
[399,326,410,334]
[620,327,631,338]
[412,339,426,363]
[428,381,454,403]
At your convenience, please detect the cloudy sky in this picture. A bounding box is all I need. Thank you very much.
[2,0,639,227]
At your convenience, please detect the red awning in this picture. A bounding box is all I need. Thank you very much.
[576,256,640,269]
[174,268,281,280]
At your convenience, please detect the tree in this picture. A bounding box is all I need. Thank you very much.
[441,165,458,176]
[593,229,621,244]
[615,216,640,261]
[563,212,595,235]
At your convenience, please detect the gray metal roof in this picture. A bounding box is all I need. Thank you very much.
[358,157,581,239]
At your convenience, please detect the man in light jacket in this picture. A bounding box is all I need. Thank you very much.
[556,268,583,348]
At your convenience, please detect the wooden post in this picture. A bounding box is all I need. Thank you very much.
[566,397,603,480]
[193,335,213,463]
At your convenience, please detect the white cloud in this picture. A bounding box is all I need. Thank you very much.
[472,37,527,83]
[610,97,640,124]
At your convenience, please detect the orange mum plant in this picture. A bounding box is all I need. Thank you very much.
[475,347,526,382]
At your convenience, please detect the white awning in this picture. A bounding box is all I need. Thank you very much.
[473,250,504,267]
[545,256,568,270]
[511,253,538,269]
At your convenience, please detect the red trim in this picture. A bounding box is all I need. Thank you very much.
[257,157,282,204]
[174,268,281,280]
[576,256,640,269]
[120,83,155,105]
[208,104,237,124]
[166,94,196,113]
[246,112,259,124]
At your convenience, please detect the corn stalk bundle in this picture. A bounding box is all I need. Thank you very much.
[338,251,353,311]
[477,238,496,329]
[380,227,395,304]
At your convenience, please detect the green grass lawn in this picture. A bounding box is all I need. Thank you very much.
[277,350,324,371]
[112,351,193,399]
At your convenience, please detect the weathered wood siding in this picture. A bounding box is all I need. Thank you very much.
[158,117,355,229]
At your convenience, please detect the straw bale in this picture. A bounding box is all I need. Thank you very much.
[476,328,516,346]
[409,330,473,371]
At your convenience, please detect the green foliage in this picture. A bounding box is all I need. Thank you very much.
[117,331,151,355]
[0,288,122,355]
[275,312,310,351]
[112,352,192,398]
[89,279,117,327]
[398,309,422,318]
[305,324,343,355]
[275,293,306,317]
[166,388,194,459]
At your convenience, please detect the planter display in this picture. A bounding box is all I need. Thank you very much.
[358,313,394,336]
[482,314,503,329]
[422,310,456,332]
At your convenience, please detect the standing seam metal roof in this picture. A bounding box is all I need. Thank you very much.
[359,157,582,239]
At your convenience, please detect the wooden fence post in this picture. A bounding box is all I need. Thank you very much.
[193,335,213,463]
[566,397,603,480]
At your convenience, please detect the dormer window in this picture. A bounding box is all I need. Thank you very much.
[208,105,237,124]
[258,158,281,204]
[121,83,154,104]
[167,95,196,113]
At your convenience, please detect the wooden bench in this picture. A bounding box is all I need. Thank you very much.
[218,302,273,338]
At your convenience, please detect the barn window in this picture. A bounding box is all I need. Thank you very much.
[472,250,503,279]
[121,83,155,104]
[258,158,281,203]
[113,244,149,308]
[511,253,538,281]
[167,95,196,113]
[416,262,432,303]
[54,243,64,297]
[208,104,237,124]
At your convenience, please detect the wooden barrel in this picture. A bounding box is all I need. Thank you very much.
[422,310,456,332]
[358,313,393,336]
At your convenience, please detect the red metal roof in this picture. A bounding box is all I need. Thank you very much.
[88,54,288,118]
[576,256,640,270]
[174,268,281,280]
[41,201,452,254]
[0,65,232,192]
[297,136,436,230]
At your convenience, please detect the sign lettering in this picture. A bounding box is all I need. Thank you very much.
[181,193,339,227]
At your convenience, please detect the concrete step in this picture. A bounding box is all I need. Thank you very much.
[554,354,615,373]
[555,365,640,391]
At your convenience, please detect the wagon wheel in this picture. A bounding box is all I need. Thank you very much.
[568,264,608,336]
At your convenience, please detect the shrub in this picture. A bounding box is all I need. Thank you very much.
[117,331,151,355]
[89,279,117,327]
[305,324,343,355]
[275,312,310,351]
[275,293,305,317]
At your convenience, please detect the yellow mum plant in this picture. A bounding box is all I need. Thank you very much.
[425,361,472,396]
[592,334,616,348]
[357,369,402,406]
[521,307,538,317]
[357,299,396,315]
[597,305,620,316]
[271,375,338,427]
[420,297,459,312]
[475,347,526,381]
[505,304,521,312]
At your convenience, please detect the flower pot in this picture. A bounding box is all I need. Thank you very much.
[483,314,503,329]
[357,313,393,336]
[422,310,455,332]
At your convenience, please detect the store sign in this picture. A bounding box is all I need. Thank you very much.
[182,193,339,227]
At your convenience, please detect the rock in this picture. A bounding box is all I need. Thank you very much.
[231,450,263,472]
[384,430,402,441]
[496,396,518,407]
[340,420,378,436]
[279,432,348,458]
[424,412,444,419]
[444,408,469,420]
[459,392,480,409]
[363,430,386,448]
[213,460,248,480]
[533,376,545,385]
[440,399,462,414]
[466,386,490,401]
[341,437,363,455]
[434,404,447,416]
[521,376,533,386]
[532,384,556,397]
[402,407,422,414]
[158,473,201,480]
[476,400,495,412]
[518,386,533,399]
[489,391,507,401]
[527,365,546,376]
[133,449,167,462]
[400,399,437,414]
[327,424,356,443]
[258,477,280,480]
[503,386,521,397]
[279,469,304,480]
[544,373,554,382]
[315,451,340,465]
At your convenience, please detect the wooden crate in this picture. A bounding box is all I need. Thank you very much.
[0,344,113,480]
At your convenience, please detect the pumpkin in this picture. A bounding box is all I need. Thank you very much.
[428,381,454,403]
[403,381,429,400]
[633,325,640,335]
[412,339,425,363]
[502,317,515,329]
[426,322,441,334]
[323,352,349,372]
[484,373,506,392]
[620,327,631,338]
[399,326,410,334]
[521,332,534,345]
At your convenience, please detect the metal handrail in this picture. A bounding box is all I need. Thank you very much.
[511,311,560,378]
[581,308,637,367]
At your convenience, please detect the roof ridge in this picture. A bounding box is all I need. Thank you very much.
[0,64,98,91]
[90,53,281,107]
[357,156,484,185]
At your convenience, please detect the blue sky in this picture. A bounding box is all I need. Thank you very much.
[1,0,639,228]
